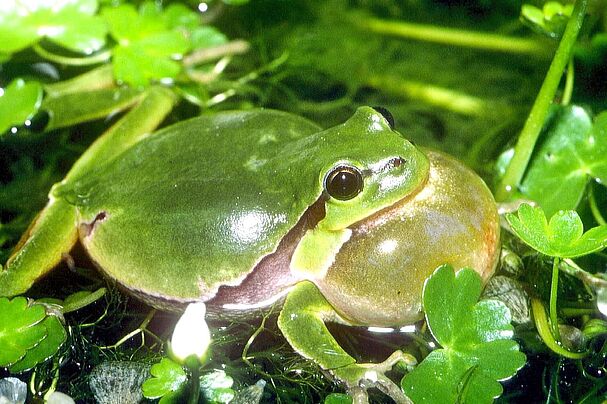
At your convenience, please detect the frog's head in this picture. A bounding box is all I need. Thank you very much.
[317,106,430,231]
[289,106,431,281]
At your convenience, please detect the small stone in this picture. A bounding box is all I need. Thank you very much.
[0,377,27,404]
[89,361,151,404]
[46,391,75,404]
[482,275,531,324]
[231,380,266,404]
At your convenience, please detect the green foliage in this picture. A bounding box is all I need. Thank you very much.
[401,265,526,404]
[9,315,67,373]
[0,0,107,54]
[142,359,236,404]
[0,297,46,366]
[100,1,228,86]
[0,79,43,136]
[521,1,573,38]
[0,297,66,371]
[0,0,231,87]
[519,106,607,217]
[142,358,187,400]
[199,370,235,403]
[102,3,191,86]
[506,203,607,258]
[324,393,352,403]
[222,0,251,5]
[61,288,107,313]
[42,86,142,130]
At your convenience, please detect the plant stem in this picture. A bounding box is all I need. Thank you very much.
[550,257,561,341]
[183,40,249,67]
[187,357,201,404]
[560,307,595,317]
[44,65,116,97]
[33,44,111,66]
[496,0,588,201]
[366,75,487,116]
[589,183,607,225]
[241,309,277,380]
[203,53,288,108]
[357,17,552,57]
[531,298,586,359]
[561,58,575,106]
[99,309,157,349]
[61,287,106,313]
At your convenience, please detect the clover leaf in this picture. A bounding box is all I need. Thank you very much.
[163,4,201,30]
[0,0,107,54]
[0,297,46,366]
[401,265,526,404]
[190,27,229,50]
[200,370,235,403]
[142,358,187,400]
[519,106,607,217]
[0,79,43,136]
[101,2,229,86]
[505,204,607,258]
[0,297,66,372]
[102,2,191,86]
[9,315,67,373]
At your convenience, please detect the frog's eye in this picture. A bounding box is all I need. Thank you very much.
[372,106,395,130]
[324,165,364,201]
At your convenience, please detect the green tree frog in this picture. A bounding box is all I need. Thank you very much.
[0,91,499,403]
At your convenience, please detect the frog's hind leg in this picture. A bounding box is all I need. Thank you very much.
[0,197,78,296]
[278,281,416,404]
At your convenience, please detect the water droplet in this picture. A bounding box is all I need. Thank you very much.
[23,111,50,132]
[597,287,607,316]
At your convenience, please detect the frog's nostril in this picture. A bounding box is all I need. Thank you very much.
[390,157,404,168]
[382,157,405,172]
[371,106,395,130]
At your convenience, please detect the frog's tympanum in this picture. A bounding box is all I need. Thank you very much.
[0,102,499,403]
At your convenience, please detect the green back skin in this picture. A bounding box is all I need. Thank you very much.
[54,107,428,303]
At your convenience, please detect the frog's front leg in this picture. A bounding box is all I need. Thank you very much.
[0,87,176,297]
[278,281,416,404]
[0,197,78,296]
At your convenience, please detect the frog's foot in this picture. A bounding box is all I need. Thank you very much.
[331,350,416,404]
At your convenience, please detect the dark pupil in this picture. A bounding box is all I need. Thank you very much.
[325,167,363,200]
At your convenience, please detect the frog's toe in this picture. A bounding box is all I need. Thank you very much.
[332,350,416,404]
